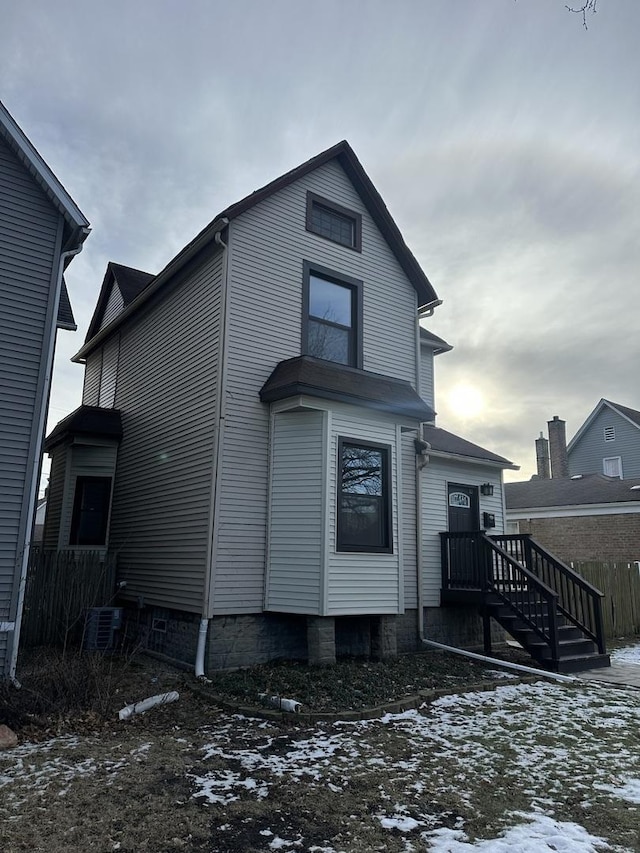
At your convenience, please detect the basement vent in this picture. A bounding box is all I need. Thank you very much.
[84,607,122,651]
[604,426,615,441]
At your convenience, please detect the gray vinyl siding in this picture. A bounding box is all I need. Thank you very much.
[419,347,435,410]
[402,430,418,609]
[569,408,640,479]
[212,160,420,614]
[99,283,124,331]
[58,442,119,549]
[265,410,325,613]
[43,446,68,549]
[0,135,62,670]
[98,335,119,408]
[82,351,101,405]
[108,250,223,612]
[326,411,401,615]
[420,459,504,607]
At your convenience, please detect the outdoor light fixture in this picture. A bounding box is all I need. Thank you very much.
[480,483,494,496]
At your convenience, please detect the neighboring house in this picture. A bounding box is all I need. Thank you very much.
[567,399,640,480]
[44,140,605,673]
[0,101,89,679]
[505,474,640,565]
[32,497,47,543]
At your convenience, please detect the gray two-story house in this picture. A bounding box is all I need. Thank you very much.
[0,101,89,680]
[43,141,608,673]
[568,399,640,480]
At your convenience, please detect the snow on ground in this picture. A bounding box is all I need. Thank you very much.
[610,642,640,664]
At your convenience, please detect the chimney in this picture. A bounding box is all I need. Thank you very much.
[548,415,569,478]
[535,432,550,479]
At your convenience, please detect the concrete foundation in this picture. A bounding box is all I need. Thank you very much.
[307,616,337,665]
[370,614,398,660]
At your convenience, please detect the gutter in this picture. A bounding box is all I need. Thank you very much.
[8,226,90,682]
[427,448,519,471]
[417,298,443,319]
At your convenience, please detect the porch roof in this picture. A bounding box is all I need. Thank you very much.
[44,406,123,451]
[422,424,517,469]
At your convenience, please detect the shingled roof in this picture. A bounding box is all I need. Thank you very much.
[260,356,434,422]
[567,398,640,453]
[56,278,76,331]
[505,473,640,510]
[44,405,123,451]
[419,328,453,354]
[75,140,440,361]
[422,425,517,468]
[84,262,155,342]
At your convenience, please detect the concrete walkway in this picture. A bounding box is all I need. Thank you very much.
[576,661,640,688]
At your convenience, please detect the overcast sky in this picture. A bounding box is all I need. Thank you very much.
[2,0,638,486]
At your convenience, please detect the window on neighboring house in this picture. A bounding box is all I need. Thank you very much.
[306,192,362,251]
[69,477,112,546]
[604,426,615,442]
[302,262,363,368]
[603,457,623,479]
[337,439,392,552]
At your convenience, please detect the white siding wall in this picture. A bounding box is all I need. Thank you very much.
[420,459,505,606]
[109,250,223,612]
[82,351,101,406]
[265,410,325,613]
[326,410,402,616]
[58,441,119,550]
[99,283,125,331]
[213,160,420,614]
[402,430,418,609]
[43,447,68,550]
[419,347,435,410]
[0,135,62,670]
[98,335,119,408]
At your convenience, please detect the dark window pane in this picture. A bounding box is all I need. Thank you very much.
[341,446,383,495]
[70,478,111,546]
[308,319,350,364]
[309,275,352,327]
[311,204,355,247]
[338,442,390,551]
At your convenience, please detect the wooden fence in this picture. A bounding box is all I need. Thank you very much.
[20,547,117,650]
[571,560,640,639]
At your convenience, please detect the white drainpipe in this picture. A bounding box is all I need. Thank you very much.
[196,218,230,679]
[8,233,89,682]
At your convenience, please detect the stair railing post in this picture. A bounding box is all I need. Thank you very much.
[548,595,560,666]
[594,595,606,655]
[440,533,450,591]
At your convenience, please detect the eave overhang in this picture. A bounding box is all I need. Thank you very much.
[44,406,123,452]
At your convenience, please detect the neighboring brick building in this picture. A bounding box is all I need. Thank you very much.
[505,474,640,565]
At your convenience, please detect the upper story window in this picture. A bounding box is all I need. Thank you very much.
[604,426,615,442]
[603,456,623,478]
[302,262,363,368]
[306,192,362,252]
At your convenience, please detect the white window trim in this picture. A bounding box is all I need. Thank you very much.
[602,456,623,478]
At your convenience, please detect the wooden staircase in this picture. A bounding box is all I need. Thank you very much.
[440,532,610,673]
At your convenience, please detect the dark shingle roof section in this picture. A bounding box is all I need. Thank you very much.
[422,425,516,467]
[44,405,123,451]
[505,473,640,509]
[85,262,155,343]
[56,278,76,330]
[260,356,435,421]
[605,400,640,429]
[419,328,453,354]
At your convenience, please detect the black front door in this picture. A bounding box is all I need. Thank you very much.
[447,483,480,588]
[447,483,479,532]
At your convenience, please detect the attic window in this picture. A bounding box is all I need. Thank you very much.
[604,426,615,442]
[306,192,362,251]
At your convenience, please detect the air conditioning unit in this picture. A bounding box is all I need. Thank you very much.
[84,607,123,651]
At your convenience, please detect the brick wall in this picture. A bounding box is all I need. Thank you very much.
[517,513,640,564]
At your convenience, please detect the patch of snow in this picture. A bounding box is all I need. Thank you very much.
[595,777,640,804]
[610,644,640,665]
[422,812,618,851]
[379,814,421,832]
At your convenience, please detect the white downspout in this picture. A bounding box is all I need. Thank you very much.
[196,219,230,679]
[8,232,89,682]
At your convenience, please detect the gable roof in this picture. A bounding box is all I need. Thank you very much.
[74,140,440,362]
[85,262,155,342]
[422,425,517,469]
[567,398,640,453]
[0,100,89,251]
[260,356,434,422]
[505,473,640,510]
